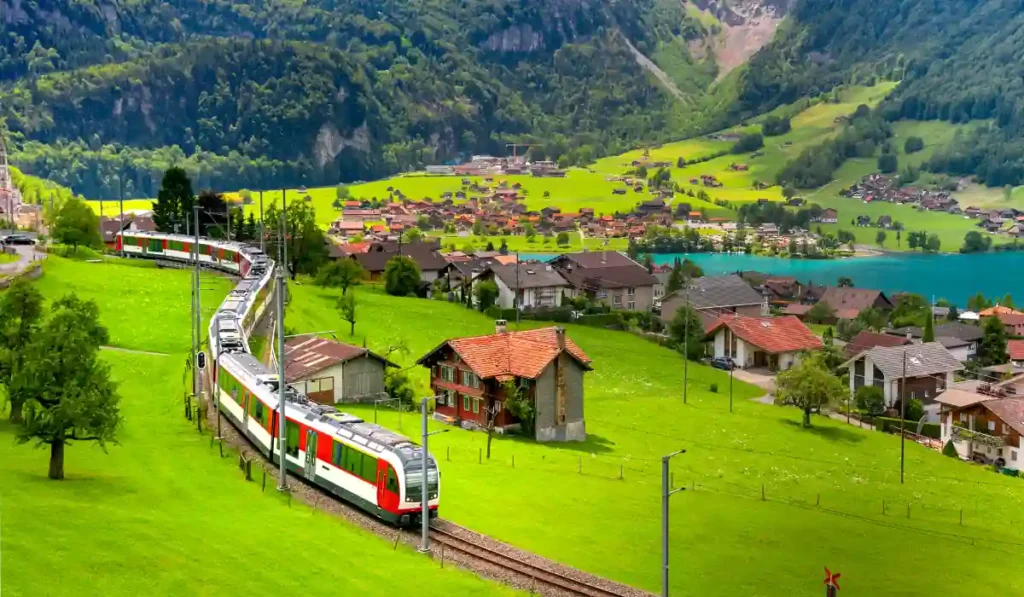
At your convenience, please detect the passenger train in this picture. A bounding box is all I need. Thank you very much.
[117,231,439,526]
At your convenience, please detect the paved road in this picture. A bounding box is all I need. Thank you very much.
[0,244,40,277]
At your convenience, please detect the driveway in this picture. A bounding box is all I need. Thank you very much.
[732,367,776,404]
[0,243,40,277]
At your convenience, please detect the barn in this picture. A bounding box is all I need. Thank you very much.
[284,336,397,404]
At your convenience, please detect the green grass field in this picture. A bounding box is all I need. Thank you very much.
[0,257,516,597]
[286,281,1024,597]
[0,252,18,264]
[85,198,156,217]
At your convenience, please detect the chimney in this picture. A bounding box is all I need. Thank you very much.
[495,319,508,334]
[555,327,566,351]
[906,332,913,341]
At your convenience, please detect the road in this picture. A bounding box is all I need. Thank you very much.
[0,243,40,277]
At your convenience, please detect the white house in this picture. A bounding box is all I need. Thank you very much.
[475,263,570,310]
[841,343,963,419]
[704,315,822,371]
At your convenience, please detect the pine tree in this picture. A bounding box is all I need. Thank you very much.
[923,314,935,342]
[666,258,684,293]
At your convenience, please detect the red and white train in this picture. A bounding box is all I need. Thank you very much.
[117,230,439,526]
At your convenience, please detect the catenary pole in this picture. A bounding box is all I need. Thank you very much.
[193,205,202,400]
[281,189,288,278]
[276,207,288,491]
[661,449,686,597]
[900,349,908,484]
[259,190,265,253]
[118,176,124,258]
[421,397,430,551]
[683,292,690,404]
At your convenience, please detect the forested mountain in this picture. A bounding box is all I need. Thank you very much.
[734,0,1024,186]
[1,0,735,198]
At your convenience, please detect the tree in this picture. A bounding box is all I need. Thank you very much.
[806,300,837,324]
[403,228,423,243]
[731,133,764,153]
[855,385,886,416]
[978,315,1009,366]
[51,196,101,253]
[774,353,848,427]
[878,153,898,174]
[472,219,484,236]
[942,440,959,458]
[523,223,537,240]
[782,185,796,200]
[904,136,925,154]
[264,199,329,279]
[316,258,366,294]
[641,253,654,273]
[504,378,536,438]
[474,280,499,311]
[499,239,509,255]
[666,258,685,293]
[823,326,834,347]
[857,307,888,331]
[556,231,570,246]
[923,315,935,342]
[837,277,854,288]
[384,256,421,297]
[668,306,704,360]
[947,305,960,321]
[1003,294,1016,309]
[891,293,929,328]
[762,115,792,136]
[961,231,992,253]
[875,230,887,247]
[337,292,357,335]
[336,184,350,202]
[152,167,195,233]
[925,234,941,253]
[0,281,44,423]
[14,294,120,480]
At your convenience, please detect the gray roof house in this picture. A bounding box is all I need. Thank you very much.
[659,274,768,326]
[474,263,571,310]
[549,251,659,312]
[841,342,964,419]
[887,323,984,361]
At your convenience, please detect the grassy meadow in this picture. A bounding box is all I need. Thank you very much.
[0,257,518,597]
[287,280,1024,597]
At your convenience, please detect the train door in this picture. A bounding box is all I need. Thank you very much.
[242,392,249,426]
[376,460,399,512]
[304,429,318,481]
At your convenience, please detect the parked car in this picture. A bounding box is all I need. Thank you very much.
[710,357,735,371]
[2,234,35,246]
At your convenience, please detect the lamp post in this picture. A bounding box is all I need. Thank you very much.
[419,396,448,553]
[662,449,686,597]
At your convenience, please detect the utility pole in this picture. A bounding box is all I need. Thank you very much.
[683,292,690,404]
[118,175,125,258]
[419,396,447,553]
[729,363,734,413]
[661,449,686,597]
[281,189,288,278]
[193,205,202,400]
[900,349,908,484]
[515,252,521,328]
[276,207,288,491]
[259,190,265,253]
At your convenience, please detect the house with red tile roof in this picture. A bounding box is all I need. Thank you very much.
[283,336,397,404]
[1009,340,1024,366]
[704,315,823,371]
[417,324,592,441]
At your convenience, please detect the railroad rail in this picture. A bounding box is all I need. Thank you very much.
[428,525,635,597]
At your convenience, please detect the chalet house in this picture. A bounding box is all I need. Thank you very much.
[474,263,570,310]
[705,315,822,371]
[818,208,838,224]
[877,215,893,229]
[660,274,767,327]
[936,383,1024,470]
[987,312,1024,337]
[841,343,963,415]
[856,215,872,227]
[965,206,982,218]
[341,208,382,222]
[418,325,592,442]
[887,322,983,361]
[1009,340,1024,366]
[100,215,132,249]
[330,220,365,238]
[550,251,658,312]
[843,330,912,359]
[283,336,397,404]
[818,287,893,317]
[351,240,448,283]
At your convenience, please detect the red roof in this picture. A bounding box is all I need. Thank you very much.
[284,336,396,380]
[705,316,823,354]
[995,313,1024,325]
[420,327,591,380]
[844,331,911,358]
[1009,340,1024,361]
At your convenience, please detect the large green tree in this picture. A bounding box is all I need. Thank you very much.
[978,315,1009,366]
[51,196,102,253]
[316,259,366,295]
[152,167,195,234]
[775,353,848,427]
[384,256,421,297]
[264,199,329,279]
[668,305,705,360]
[0,280,44,423]
[14,294,120,479]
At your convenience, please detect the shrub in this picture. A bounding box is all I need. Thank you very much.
[942,440,959,458]
[904,136,925,154]
[855,386,885,416]
[875,417,941,439]
[709,383,718,393]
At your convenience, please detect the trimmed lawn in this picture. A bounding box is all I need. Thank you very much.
[286,282,1024,597]
[0,259,516,597]
[85,198,156,217]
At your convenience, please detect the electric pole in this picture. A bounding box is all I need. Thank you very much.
[900,349,908,484]
[281,189,288,279]
[118,175,125,258]
[276,206,288,491]
[662,449,686,597]
[193,205,202,400]
[683,292,690,404]
[259,190,265,253]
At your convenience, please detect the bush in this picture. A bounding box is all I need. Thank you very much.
[904,136,925,154]
[762,115,792,136]
[942,440,959,458]
[855,386,886,416]
[731,133,764,154]
[709,383,718,393]
[483,305,502,320]
[875,417,940,439]
[577,312,626,330]
[878,153,898,174]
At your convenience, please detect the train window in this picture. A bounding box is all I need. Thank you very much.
[386,466,399,493]
[361,453,378,483]
[332,442,344,467]
[285,421,300,457]
[342,444,361,476]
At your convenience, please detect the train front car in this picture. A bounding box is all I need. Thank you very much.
[394,444,441,527]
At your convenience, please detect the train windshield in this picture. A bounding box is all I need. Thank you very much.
[404,457,439,502]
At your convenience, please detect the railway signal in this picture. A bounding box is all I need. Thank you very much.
[196,351,206,370]
[824,568,841,596]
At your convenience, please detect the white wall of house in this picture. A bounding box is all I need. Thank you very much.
[493,277,565,309]
[710,329,801,370]
[494,276,516,309]
[940,411,1020,470]
[946,345,971,362]
[297,362,344,403]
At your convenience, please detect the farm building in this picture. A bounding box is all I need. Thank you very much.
[283,336,397,404]
[704,315,822,371]
[418,324,592,442]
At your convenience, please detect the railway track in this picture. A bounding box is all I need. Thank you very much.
[428,525,635,597]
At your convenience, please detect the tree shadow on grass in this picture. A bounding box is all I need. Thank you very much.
[779,418,865,444]
[497,432,616,454]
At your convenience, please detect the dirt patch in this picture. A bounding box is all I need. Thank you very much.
[712,13,782,79]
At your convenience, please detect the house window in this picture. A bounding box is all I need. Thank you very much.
[1012,451,1018,462]
[628,286,636,297]
[440,365,455,383]
[463,394,471,411]
[463,371,480,388]
[613,294,622,306]
[597,291,608,299]
[959,412,967,423]
[628,301,635,310]
[442,389,456,407]
[472,398,479,414]
[988,420,996,431]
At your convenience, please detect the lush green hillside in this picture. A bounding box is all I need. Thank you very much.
[0,0,741,199]
[285,280,1024,597]
[734,0,1024,185]
[0,257,516,596]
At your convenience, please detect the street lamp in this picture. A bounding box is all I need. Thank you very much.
[419,395,448,553]
[662,448,686,597]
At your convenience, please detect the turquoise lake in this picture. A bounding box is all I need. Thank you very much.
[517,251,1024,307]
